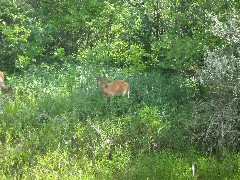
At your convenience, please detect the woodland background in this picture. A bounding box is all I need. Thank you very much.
[0,0,240,179]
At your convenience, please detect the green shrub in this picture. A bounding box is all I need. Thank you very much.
[192,47,240,155]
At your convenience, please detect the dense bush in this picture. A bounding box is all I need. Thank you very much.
[192,11,240,155]
[152,33,205,72]
[192,49,240,155]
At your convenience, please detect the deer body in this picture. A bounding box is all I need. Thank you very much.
[0,71,12,94]
[97,76,130,98]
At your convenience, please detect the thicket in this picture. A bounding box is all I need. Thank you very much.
[192,12,240,156]
[0,0,240,179]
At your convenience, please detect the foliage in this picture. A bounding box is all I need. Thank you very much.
[192,10,240,155]
[193,48,240,155]
[152,33,205,72]
[1,0,239,71]
[1,63,239,178]
[0,1,61,71]
[0,1,27,70]
[1,0,240,179]
[79,42,147,72]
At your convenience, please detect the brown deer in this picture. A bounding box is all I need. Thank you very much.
[0,71,12,94]
[97,75,130,98]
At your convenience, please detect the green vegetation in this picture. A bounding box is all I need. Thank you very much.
[0,0,240,179]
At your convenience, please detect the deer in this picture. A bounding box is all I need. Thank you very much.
[0,71,12,94]
[97,75,130,98]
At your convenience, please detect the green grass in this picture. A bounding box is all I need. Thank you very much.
[0,63,239,179]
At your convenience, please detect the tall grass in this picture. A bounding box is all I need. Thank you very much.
[0,63,239,179]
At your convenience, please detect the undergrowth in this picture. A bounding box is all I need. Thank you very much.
[0,63,239,179]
